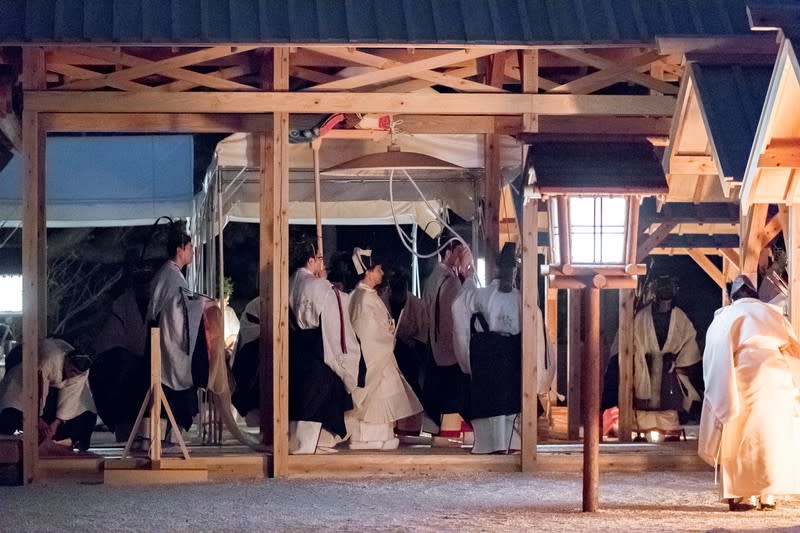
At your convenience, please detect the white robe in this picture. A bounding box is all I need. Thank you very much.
[633,304,701,431]
[147,260,192,391]
[423,263,461,367]
[700,297,800,499]
[289,268,361,392]
[452,279,551,453]
[56,371,96,421]
[348,282,422,440]
[223,305,240,348]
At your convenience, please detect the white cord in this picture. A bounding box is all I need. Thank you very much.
[388,167,467,259]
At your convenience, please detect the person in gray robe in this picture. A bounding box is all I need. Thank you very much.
[146,227,197,434]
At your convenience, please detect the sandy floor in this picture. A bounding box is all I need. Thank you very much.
[2,471,800,532]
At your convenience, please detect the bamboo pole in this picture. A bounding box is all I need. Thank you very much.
[311,137,324,257]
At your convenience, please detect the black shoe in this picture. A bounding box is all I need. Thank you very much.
[728,498,757,512]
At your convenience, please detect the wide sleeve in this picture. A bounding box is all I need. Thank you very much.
[702,312,741,424]
[672,308,701,367]
[451,279,481,374]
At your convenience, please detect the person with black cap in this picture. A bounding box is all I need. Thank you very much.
[451,242,553,454]
[629,275,702,441]
[287,238,361,453]
[421,239,474,446]
[700,274,800,511]
[347,247,423,450]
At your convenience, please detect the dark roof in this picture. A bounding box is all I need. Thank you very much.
[0,0,755,45]
[691,62,773,182]
[525,137,667,194]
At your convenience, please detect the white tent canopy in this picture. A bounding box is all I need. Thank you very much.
[206,132,524,236]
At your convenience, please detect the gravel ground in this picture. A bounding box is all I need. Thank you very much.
[2,471,800,532]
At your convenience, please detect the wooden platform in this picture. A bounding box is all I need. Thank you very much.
[36,440,708,482]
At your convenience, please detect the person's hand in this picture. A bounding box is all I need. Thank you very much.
[458,246,475,277]
[37,417,53,441]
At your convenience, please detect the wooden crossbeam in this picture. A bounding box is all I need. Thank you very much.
[48,63,154,91]
[740,203,769,276]
[548,50,667,95]
[762,213,783,246]
[160,64,252,92]
[758,138,800,168]
[549,48,680,95]
[25,91,677,115]
[40,112,271,133]
[303,47,505,93]
[503,56,558,90]
[687,249,726,289]
[290,66,342,85]
[668,155,718,175]
[58,47,258,91]
[719,248,740,266]
[375,66,477,93]
[636,222,677,261]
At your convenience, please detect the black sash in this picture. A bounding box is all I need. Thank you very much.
[469,313,521,419]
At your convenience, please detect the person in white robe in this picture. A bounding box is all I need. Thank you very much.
[631,276,701,439]
[421,239,473,444]
[699,275,800,511]
[288,240,361,453]
[347,248,423,450]
[0,339,97,451]
[452,243,554,454]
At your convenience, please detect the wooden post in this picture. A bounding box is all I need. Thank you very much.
[483,133,501,270]
[789,205,800,335]
[582,287,601,512]
[260,46,290,477]
[311,137,324,257]
[617,289,635,442]
[521,194,538,470]
[21,47,46,484]
[544,285,558,393]
[567,289,582,440]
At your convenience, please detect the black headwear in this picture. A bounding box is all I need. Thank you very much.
[497,242,519,268]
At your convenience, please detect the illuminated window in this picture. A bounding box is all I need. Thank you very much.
[0,275,22,314]
[568,197,627,265]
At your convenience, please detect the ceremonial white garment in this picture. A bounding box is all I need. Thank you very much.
[633,304,701,431]
[289,268,361,392]
[452,279,551,453]
[147,260,192,391]
[223,305,240,348]
[348,282,422,442]
[56,371,96,421]
[423,263,461,366]
[700,297,800,499]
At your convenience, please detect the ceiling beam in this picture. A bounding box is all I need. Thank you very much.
[668,155,718,175]
[637,222,677,261]
[639,200,739,225]
[40,112,271,133]
[659,234,739,249]
[687,249,727,289]
[25,91,677,115]
[758,138,800,168]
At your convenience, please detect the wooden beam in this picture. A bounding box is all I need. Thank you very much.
[40,113,271,133]
[638,200,739,225]
[375,66,477,93]
[549,48,680,95]
[762,213,783,247]
[617,289,635,443]
[304,47,506,93]
[567,289,582,441]
[58,46,259,91]
[740,203,769,278]
[544,286,558,393]
[687,250,726,289]
[668,155,718,175]
[719,248,741,268]
[758,140,800,168]
[21,46,46,485]
[636,222,677,261]
[521,195,538,471]
[549,51,672,95]
[0,112,22,151]
[25,92,677,116]
[658,234,739,249]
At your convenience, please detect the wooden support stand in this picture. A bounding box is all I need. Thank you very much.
[582,288,601,512]
[105,328,207,485]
